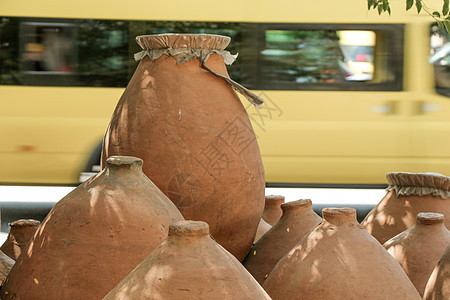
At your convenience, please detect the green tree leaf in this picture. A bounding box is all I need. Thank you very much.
[438,21,445,30]
[444,0,449,16]
[406,0,414,10]
[416,0,422,13]
[383,0,389,10]
[433,11,441,18]
[378,4,383,14]
[368,0,373,9]
[444,20,450,32]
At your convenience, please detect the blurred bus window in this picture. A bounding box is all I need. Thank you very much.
[258,25,402,91]
[429,24,450,96]
[20,22,76,85]
[0,18,402,91]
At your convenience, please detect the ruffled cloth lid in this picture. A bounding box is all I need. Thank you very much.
[133,33,263,108]
[136,33,231,51]
[386,172,450,199]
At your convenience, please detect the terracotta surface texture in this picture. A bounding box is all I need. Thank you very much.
[1,156,184,299]
[263,207,422,300]
[244,199,321,284]
[103,220,271,300]
[423,244,450,300]
[0,250,14,287]
[384,212,450,296]
[253,218,271,244]
[0,219,40,261]
[101,34,265,261]
[262,195,285,225]
[362,172,450,244]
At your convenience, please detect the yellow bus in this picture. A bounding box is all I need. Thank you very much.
[1,0,449,187]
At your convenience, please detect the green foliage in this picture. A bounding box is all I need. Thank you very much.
[407,0,414,10]
[367,0,450,32]
[368,0,391,15]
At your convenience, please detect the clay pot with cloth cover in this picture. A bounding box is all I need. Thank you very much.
[101,34,265,261]
[0,219,40,261]
[423,244,450,300]
[103,220,271,300]
[1,156,184,299]
[263,207,421,300]
[244,199,322,284]
[362,172,450,244]
[383,212,450,296]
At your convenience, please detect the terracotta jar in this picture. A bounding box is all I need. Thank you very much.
[1,156,184,299]
[253,218,271,244]
[101,33,265,262]
[262,195,285,225]
[362,172,450,244]
[384,212,450,296]
[0,219,40,261]
[103,220,271,299]
[263,207,421,300]
[244,199,321,284]
[0,250,14,287]
[423,244,450,300]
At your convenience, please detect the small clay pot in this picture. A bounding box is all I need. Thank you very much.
[362,172,450,244]
[0,250,14,287]
[0,219,40,261]
[2,156,184,299]
[263,207,421,300]
[253,218,271,244]
[244,199,321,284]
[384,212,450,296]
[262,195,285,225]
[423,244,450,300]
[103,220,271,299]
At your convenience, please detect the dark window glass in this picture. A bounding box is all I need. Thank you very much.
[76,19,130,87]
[257,24,403,90]
[0,18,403,91]
[430,24,450,97]
[19,21,77,85]
[0,17,20,85]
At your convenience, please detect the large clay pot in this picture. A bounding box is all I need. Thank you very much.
[423,244,450,300]
[1,156,184,299]
[263,207,421,300]
[362,172,450,244]
[383,212,450,296]
[244,199,321,284]
[262,195,285,225]
[0,219,40,261]
[103,220,271,300]
[101,33,265,261]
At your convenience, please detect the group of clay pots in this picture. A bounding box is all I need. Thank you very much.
[1,33,449,299]
[248,172,450,300]
[0,156,270,299]
[0,169,448,299]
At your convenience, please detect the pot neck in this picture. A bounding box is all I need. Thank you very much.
[104,156,143,176]
[265,195,285,207]
[168,221,210,239]
[322,207,357,226]
[281,199,312,216]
